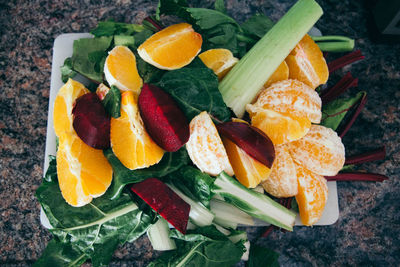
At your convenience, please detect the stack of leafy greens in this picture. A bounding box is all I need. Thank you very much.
[37,0,359,266]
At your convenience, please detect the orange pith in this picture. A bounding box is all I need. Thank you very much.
[246,79,321,145]
[53,79,112,207]
[138,23,202,70]
[262,144,297,198]
[295,163,328,226]
[186,111,234,176]
[110,91,164,170]
[288,125,345,176]
[104,46,143,93]
[263,61,289,88]
[198,48,238,80]
[285,34,329,89]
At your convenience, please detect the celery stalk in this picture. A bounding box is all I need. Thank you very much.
[219,0,323,117]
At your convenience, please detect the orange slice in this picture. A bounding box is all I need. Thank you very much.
[138,23,202,70]
[53,79,89,138]
[57,133,113,207]
[285,34,329,89]
[199,48,238,80]
[110,91,164,170]
[288,125,345,176]
[246,79,321,145]
[263,61,289,88]
[104,46,143,93]
[186,111,234,176]
[295,163,328,226]
[262,144,297,198]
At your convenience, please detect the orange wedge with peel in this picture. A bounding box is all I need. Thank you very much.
[263,61,289,88]
[199,48,238,80]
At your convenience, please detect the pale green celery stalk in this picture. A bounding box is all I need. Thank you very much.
[147,218,176,251]
[311,35,355,52]
[219,0,323,117]
[210,198,254,228]
[213,172,296,231]
[167,184,215,227]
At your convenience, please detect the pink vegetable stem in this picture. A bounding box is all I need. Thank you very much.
[144,16,163,31]
[325,172,388,182]
[321,72,358,104]
[328,50,365,73]
[345,146,386,165]
[338,93,367,138]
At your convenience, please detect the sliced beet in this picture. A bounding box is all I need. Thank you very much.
[138,83,189,152]
[131,178,190,234]
[72,92,110,149]
[217,121,275,168]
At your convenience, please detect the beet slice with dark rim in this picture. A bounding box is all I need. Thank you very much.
[130,178,190,234]
[138,83,189,152]
[217,121,275,168]
[72,92,110,149]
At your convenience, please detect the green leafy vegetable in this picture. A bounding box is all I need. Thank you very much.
[157,58,232,122]
[167,166,214,207]
[114,35,136,47]
[320,91,366,130]
[241,14,274,40]
[131,29,154,47]
[71,36,113,83]
[148,225,244,266]
[214,0,226,14]
[247,244,279,267]
[44,155,57,182]
[136,55,165,84]
[60,58,77,83]
[102,85,121,118]
[90,20,145,37]
[103,147,190,199]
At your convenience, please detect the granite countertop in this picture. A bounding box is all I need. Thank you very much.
[0,0,399,266]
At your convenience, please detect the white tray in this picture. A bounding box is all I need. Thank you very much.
[41,33,339,229]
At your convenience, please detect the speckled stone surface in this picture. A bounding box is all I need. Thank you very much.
[0,0,399,266]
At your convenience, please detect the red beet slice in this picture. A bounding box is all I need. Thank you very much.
[217,121,275,168]
[131,178,190,234]
[72,92,110,149]
[138,83,189,152]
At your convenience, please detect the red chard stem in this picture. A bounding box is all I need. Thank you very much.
[328,50,365,73]
[325,172,388,182]
[321,72,358,104]
[345,146,386,165]
[338,93,367,138]
[144,16,163,31]
[262,225,275,237]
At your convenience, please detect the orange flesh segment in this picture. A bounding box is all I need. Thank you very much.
[110,91,164,170]
[263,61,289,88]
[285,34,329,89]
[199,48,238,80]
[104,46,143,93]
[138,23,202,70]
[295,163,328,226]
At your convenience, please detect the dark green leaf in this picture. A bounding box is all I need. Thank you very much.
[136,55,165,84]
[114,35,135,47]
[167,166,214,207]
[132,29,154,47]
[34,239,88,267]
[102,85,121,118]
[90,20,145,37]
[103,147,190,199]
[247,244,279,267]
[241,14,274,39]
[60,58,77,83]
[214,0,226,14]
[44,155,57,182]
[321,91,366,131]
[290,198,299,213]
[71,37,113,83]
[157,59,231,121]
[156,0,189,20]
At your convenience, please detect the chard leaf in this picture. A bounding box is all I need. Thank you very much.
[103,147,190,199]
[149,225,244,266]
[214,0,226,14]
[90,20,145,37]
[136,55,165,84]
[44,155,57,182]
[36,177,153,267]
[241,14,274,39]
[60,58,77,83]
[167,166,214,208]
[114,35,135,47]
[102,85,121,118]
[157,59,232,122]
[321,91,366,131]
[246,244,279,267]
[34,239,88,267]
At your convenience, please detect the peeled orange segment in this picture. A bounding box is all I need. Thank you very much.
[57,133,113,207]
[186,111,234,176]
[53,79,89,138]
[198,48,238,80]
[222,137,271,188]
[138,23,202,70]
[295,163,328,226]
[262,144,298,198]
[104,46,143,93]
[288,125,345,176]
[110,91,164,170]
[263,61,289,88]
[285,34,329,89]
